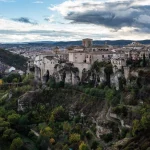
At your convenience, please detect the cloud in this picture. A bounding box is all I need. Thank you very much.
[33,1,43,4]
[1,0,150,44]
[12,17,38,25]
[44,15,55,23]
[49,0,150,30]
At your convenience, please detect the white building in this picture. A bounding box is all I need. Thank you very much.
[111,53,127,69]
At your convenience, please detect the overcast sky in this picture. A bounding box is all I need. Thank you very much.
[0,0,150,43]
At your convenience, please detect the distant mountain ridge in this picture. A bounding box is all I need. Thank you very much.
[1,40,150,47]
[27,40,150,46]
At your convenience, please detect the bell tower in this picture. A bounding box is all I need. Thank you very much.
[82,38,93,48]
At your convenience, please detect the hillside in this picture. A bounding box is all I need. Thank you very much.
[0,49,27,71]
[0,71,150,150]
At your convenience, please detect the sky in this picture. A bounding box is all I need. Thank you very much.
[0,0,150,43]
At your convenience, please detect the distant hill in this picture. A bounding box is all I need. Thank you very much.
[25,40,150,47]
[1,40,150,47]
[0,49,27,71]
[1,40,150,51]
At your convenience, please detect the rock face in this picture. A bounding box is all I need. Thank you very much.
[17,90,41,112]
[32,55,131,90]
[53,63,80,85]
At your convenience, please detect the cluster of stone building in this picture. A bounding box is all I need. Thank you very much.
[27,39,150,90]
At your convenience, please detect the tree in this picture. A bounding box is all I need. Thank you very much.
[141,113,150,129]
[10,137,23,150]
[50,106,69,122]
[143,53,146,67]
[3,73,21,83]
[0,117,10,129]
[49,138,55,145]
[79,142,89,150]
[7,113,20,125]
[69,133,81,143]
[0,107,6,117]
[132,119,142,136]
[40,126,54,138]
[12,78,18,83]
[63,121,71,133]
[62,144,69,150]
[96,147,103,150]
[49,77,56,88]
[105,88,115,104]
[19,115,29,125]
[91,140,99,149]
[2,128,19,141]
[104,64,113,87]
[56,81,65,88]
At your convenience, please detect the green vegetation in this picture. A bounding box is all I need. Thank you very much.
[0,60,150,150]
[10,137,23,150]
[0,49,27,71]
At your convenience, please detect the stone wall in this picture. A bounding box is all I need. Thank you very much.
[73,62,91,79]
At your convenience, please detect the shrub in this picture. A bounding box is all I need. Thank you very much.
[63,121,71,133]
[2,128,16,140]
[19,115,29,125]
[69,133,81,143]
[79,142,89,150]
[54,142,63,150]
[7,113,20,125]
[105,88,115,104]
[91,140,99,149]
[40,126,54,138]
[90,88,96,96]
[132,120,142,136]
[56,81,65,88]
[3,73,21,83]
[100,133,113,143]
[62,144,69,150]
[49,138,55,145]
[96,146,103,150]
[0,107,6,117]
[48,78,56,88]
[85,130,93,140]
[112,105,128,117]
[10,137,23,150]
[120,127,129,139]
[84,88,90,94]
[140,141,150,150]
[50,106,69,122]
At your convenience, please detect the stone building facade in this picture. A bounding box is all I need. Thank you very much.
[31,39,150,90]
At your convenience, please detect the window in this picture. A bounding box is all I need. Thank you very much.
[102,55,104,58]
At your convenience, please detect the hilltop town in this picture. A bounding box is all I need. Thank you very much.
[26,38,150,90]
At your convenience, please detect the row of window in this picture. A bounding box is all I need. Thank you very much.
[74,55,112,60]
[92,49,109,51]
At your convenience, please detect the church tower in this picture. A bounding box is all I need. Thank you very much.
[82,38,93,48]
